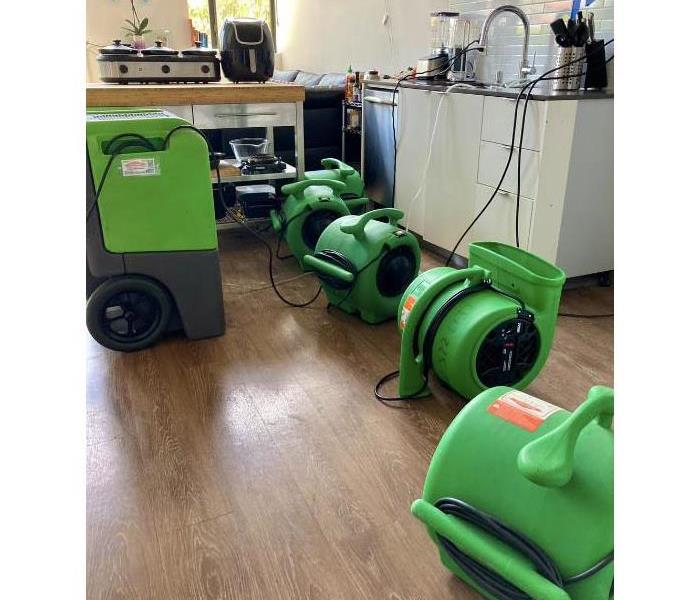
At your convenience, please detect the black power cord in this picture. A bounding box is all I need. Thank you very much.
[558,311,613,319]
[445,39,615,267]
[434,497,613,600]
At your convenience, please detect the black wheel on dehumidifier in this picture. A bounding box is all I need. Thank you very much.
[86,276,172,352]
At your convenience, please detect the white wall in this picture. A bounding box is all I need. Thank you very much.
[276,0,442,75]
[86,0,191,82]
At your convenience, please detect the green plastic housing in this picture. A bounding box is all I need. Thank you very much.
[271,179,368,268]
[86,108,217,253]
[412,385,614,600]
[303,208,421,323]
[396,242,565,399]
[304,157,366,200]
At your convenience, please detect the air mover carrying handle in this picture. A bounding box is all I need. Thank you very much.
[518,386,614,488]
[340,208,403,239]
[411,500,571,600]
[281,178,347,199]
[320,157,355,177]
[302,254,355,283]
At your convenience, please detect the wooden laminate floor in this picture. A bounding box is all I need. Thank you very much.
[87,230,614,600]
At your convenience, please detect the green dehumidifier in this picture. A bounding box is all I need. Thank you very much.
[303,208,421,324]
[86,109,225,351]
[412,385,614,600]
[378,242,565,400]
[270,179,368,268]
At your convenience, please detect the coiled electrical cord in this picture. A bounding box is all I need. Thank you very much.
[435,497,614,600]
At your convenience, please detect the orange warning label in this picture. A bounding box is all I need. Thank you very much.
[399,295,416,331]
[488,390,562,432]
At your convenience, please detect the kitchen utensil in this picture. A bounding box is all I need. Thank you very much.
[575,21,589,46]
[555,34,572,47]
[570,0,582,20]
[229,138,270,161]
[550,18,569,38]
[588,12,596,41]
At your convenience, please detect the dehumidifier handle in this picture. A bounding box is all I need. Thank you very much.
[517,386,614,488]
[340,208,404,238]
[320,157,355,177]
[302,255,355,283]
[281,179,347,199]
[411,500,571,600]
[269,210,283,233]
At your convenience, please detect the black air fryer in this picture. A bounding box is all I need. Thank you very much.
[220,18,275,83]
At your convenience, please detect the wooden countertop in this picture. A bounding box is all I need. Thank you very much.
[86,82,305,107]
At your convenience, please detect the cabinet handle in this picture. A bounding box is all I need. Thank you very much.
[214,112,278,118]
[365,96,397,107]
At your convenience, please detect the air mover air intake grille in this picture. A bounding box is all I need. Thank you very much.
[377,246,417,297]
[301,209,341,250]
[475,318,540,387]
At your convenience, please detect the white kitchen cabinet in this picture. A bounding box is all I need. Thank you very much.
[421,91,484,256]
[393,87,434,235]
[477,141,540,199]
[368,84,613,278]
[469,184,535,249]
[481,96,544,151]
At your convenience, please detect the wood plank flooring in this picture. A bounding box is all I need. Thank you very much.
[87,230,613,600]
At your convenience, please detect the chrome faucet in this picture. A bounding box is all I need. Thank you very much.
[478,4,535,79]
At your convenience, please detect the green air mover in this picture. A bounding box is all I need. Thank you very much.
[86,109,225,352]
[387,242,565,400]
[302,208,421,324]
[412,385,614,600]
[304,157,366,213]
[270,179,368,268]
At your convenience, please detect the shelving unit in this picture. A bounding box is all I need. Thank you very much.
[342,100,362,170]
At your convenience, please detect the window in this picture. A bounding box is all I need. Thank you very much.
[187,0,276,48]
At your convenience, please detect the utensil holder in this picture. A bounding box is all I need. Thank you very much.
[552,46,585,91]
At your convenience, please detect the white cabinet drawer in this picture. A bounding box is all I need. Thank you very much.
[192,102,296,129]
[481,96,544,151]
[471,184,534,249]
[477,141,539,200]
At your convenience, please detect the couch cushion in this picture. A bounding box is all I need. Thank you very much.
[317,73,346,88]
[294,71,324,87]
[272,69,299,83]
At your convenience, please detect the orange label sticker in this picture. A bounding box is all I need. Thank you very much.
[488,390,562,432]
[399,295,416,331]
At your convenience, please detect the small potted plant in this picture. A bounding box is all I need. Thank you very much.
[122,0,151,50]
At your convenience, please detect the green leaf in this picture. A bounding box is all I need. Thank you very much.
[140,29,152,35]
[140,17,149,29]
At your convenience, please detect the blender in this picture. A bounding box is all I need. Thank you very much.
[416,11,458,79]
[447,15,474,81]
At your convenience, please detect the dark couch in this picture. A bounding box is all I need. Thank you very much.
[271,70,346,171]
